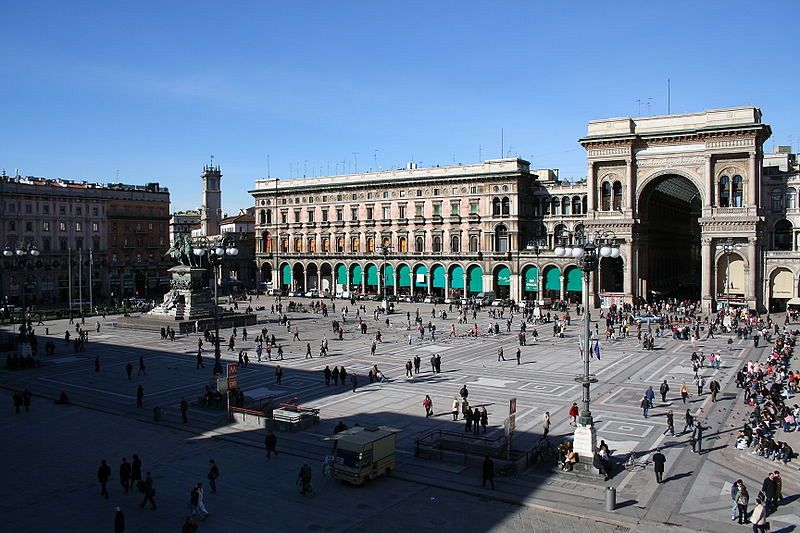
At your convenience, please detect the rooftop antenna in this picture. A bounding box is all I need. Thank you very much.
[352,152,359,173]
[501,128,504,159]
[267,154,271,178]
[210,154,214,167]
[636,99,642,116]
[373,149,379,171]
[479,144,482,163]
[667,78,671,114]
[646,97,652,115]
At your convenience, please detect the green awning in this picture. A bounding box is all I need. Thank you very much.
[398,264,411,287]
[366,264,379,285]
[282,264,292,285]
[336,264,348,285]
[566,266,583,292]
[468,265,483,293]
[432,265,446,288]
[496,266,511,286]
[450,265,464,289]
[524,266,539,291]
[544,266,561,291]
[351,264,362,285]
[384,264,394,286]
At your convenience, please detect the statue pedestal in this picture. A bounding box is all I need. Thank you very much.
[573,424,597,461]
[148,265,216,320]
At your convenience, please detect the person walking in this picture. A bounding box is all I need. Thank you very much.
[275,365,283,385]
[680,381,689,404]
[652,448,666,483]
[750,497,767,531]
[480,407,488,434]
[423,395,433,418]
[114,507,125,533]
[138,356,146,376]
[497,346,505,362]
[663,410,675,436]
[731,479,745,522]
[97,459,111,499]
[460,384,469,401]
[265,430,278,459]
[351,372,358,393]
[323,365,332,385]
[195,483,209,519]
[645,386,655,408]
[332,366,340,385]
[761,472,777,513]
[659,380,670,403]
[126,363,133,380]
[131,455,142,487]
[136,385,144,408]
[482,456,495,489]
[196,351,204,369]
[298,463,313,495]
[691,420,703,454]
[473,407,481,435]
[569,402,579,426]
[515,347,521,365]
[180,398,189,423]
[138,472,156,509]
[695,374,705,396]
[413,355,421,374]
[119,457,132,494]
[340,366,347,387]
[542,411,551,438]
[207,459,219,494]
[451,397,460,421]
[709,378,721,403]
[641,395,650,418]
[405,360,413,378]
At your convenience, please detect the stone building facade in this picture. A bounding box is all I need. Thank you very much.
[251,106,797,312]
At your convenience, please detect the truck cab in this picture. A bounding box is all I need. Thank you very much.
[327,426,398,485]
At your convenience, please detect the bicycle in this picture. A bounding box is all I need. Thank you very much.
[623,450,649,472]
[531,439,559,466]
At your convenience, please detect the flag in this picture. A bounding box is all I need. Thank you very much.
[594,341,601,360]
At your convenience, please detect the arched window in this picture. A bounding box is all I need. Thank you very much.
[572,196,581,215]
[787,188,797,209]
[732,176,743,207]
[469,235,479,253]
[574,224,585,241]
[307,238,316,252]
[561,197,569,215]
[582,196,588,214]
[551,198,559,215]
[366,237,374,253]
[415,236,424,253]
[772,187,784,211]
[533,199,541,217]
[351,237,360,252]
[321,237,329,252]
[294,238,302,252]
[492,197,501,216]
[281,239,289,253]
[259,210,267,225]
[266,209,272,224]
[450,235,460,253]
[382,236,391,247]
[335,237,344,253]
[719,176,730,207]
[501,197,510,216]
[612,181,622,210]
[775,219,793,251]
[398,237,407,253]
[554,223,567,245]
[264,232,272,253]
[601,182,612,211]
[542,199,550,215]
[494,225,508,252]
[432,236,442,253]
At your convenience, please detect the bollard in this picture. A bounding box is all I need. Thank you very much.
[46,327,49,335]
[153,407,162,422]
[605,486,616,511]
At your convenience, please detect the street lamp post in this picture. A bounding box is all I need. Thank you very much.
[377,243,393,311]
[716,238,742,312]
[193,235,239,375]
[554,230,619,458]
[4,240,40,353]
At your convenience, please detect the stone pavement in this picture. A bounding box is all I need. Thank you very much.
[1,299,798,532]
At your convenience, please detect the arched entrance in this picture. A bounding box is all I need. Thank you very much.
[292,263,305,292]
[431,264,446,297]
[365,263,379,294]
[716,253,745,307]
[306,263,318,291]
[320,263,333,295]
[493,265,511,299]
[466,265,483,296]
[769,267,794,312]
[448,264,464,299]
[413,265,428,297]
[335,263,347,295]
[522,265,539,301]
[350,264,363,294]
[564,266,582,303]
[382,264,395,296]
[260,263,273,287]
[542,265,560,300]
[397,264,411,296]
[280,263,292,292]
[638,173,702,300]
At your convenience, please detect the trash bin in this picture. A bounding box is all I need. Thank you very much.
[605,486,616,511]
[153,407,162,422]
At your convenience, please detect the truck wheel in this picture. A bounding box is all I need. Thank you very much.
[385,467,392,475]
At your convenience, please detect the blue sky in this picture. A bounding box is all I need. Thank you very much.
[2,1,799,213]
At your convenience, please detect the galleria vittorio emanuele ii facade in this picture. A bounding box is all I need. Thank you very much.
[251,106,800,313]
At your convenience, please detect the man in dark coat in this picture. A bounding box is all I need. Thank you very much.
[114,507,125,533]
[136,385,144,408]
[482,456,495,489]
[652,448,666,483]
[119,457,132,493]
[97,460,111,499]
[265,431,278,459]
[659,380,669,403]
[691,421,703,453]
[761,472,777,512]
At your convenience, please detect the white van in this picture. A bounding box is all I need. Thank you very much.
[475,292,496,305]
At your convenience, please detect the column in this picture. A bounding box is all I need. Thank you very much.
[361,268,366,294]
[444,271,450,300]
[559,274,565,301]
[462,271,468,297]
[623,239,634,300]
[704,155,713,208]
[537,275,543,302]
[748,152,758,207]
[393,264,398,296]
[626,158,635,216]
[427,269,432,296]
[747,237,758,305]
[701,238,713,313]
[586,162,595,215]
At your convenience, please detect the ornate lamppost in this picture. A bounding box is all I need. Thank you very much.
[4,240,40,353]
[554,230,619,458]
[193,235,238,374]
[716,238,742,312]
[377,243,393,309]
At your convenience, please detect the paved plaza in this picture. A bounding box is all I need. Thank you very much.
[1,297,798,532]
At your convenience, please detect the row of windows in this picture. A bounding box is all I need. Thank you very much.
[272,185,490,206]
[771,187,798,211]
[533,195,588,216]
[6,202,101,217]
[7,221,100,233]
[31,236,102,252]
[719,175,744,207]
[259,200,486,225]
